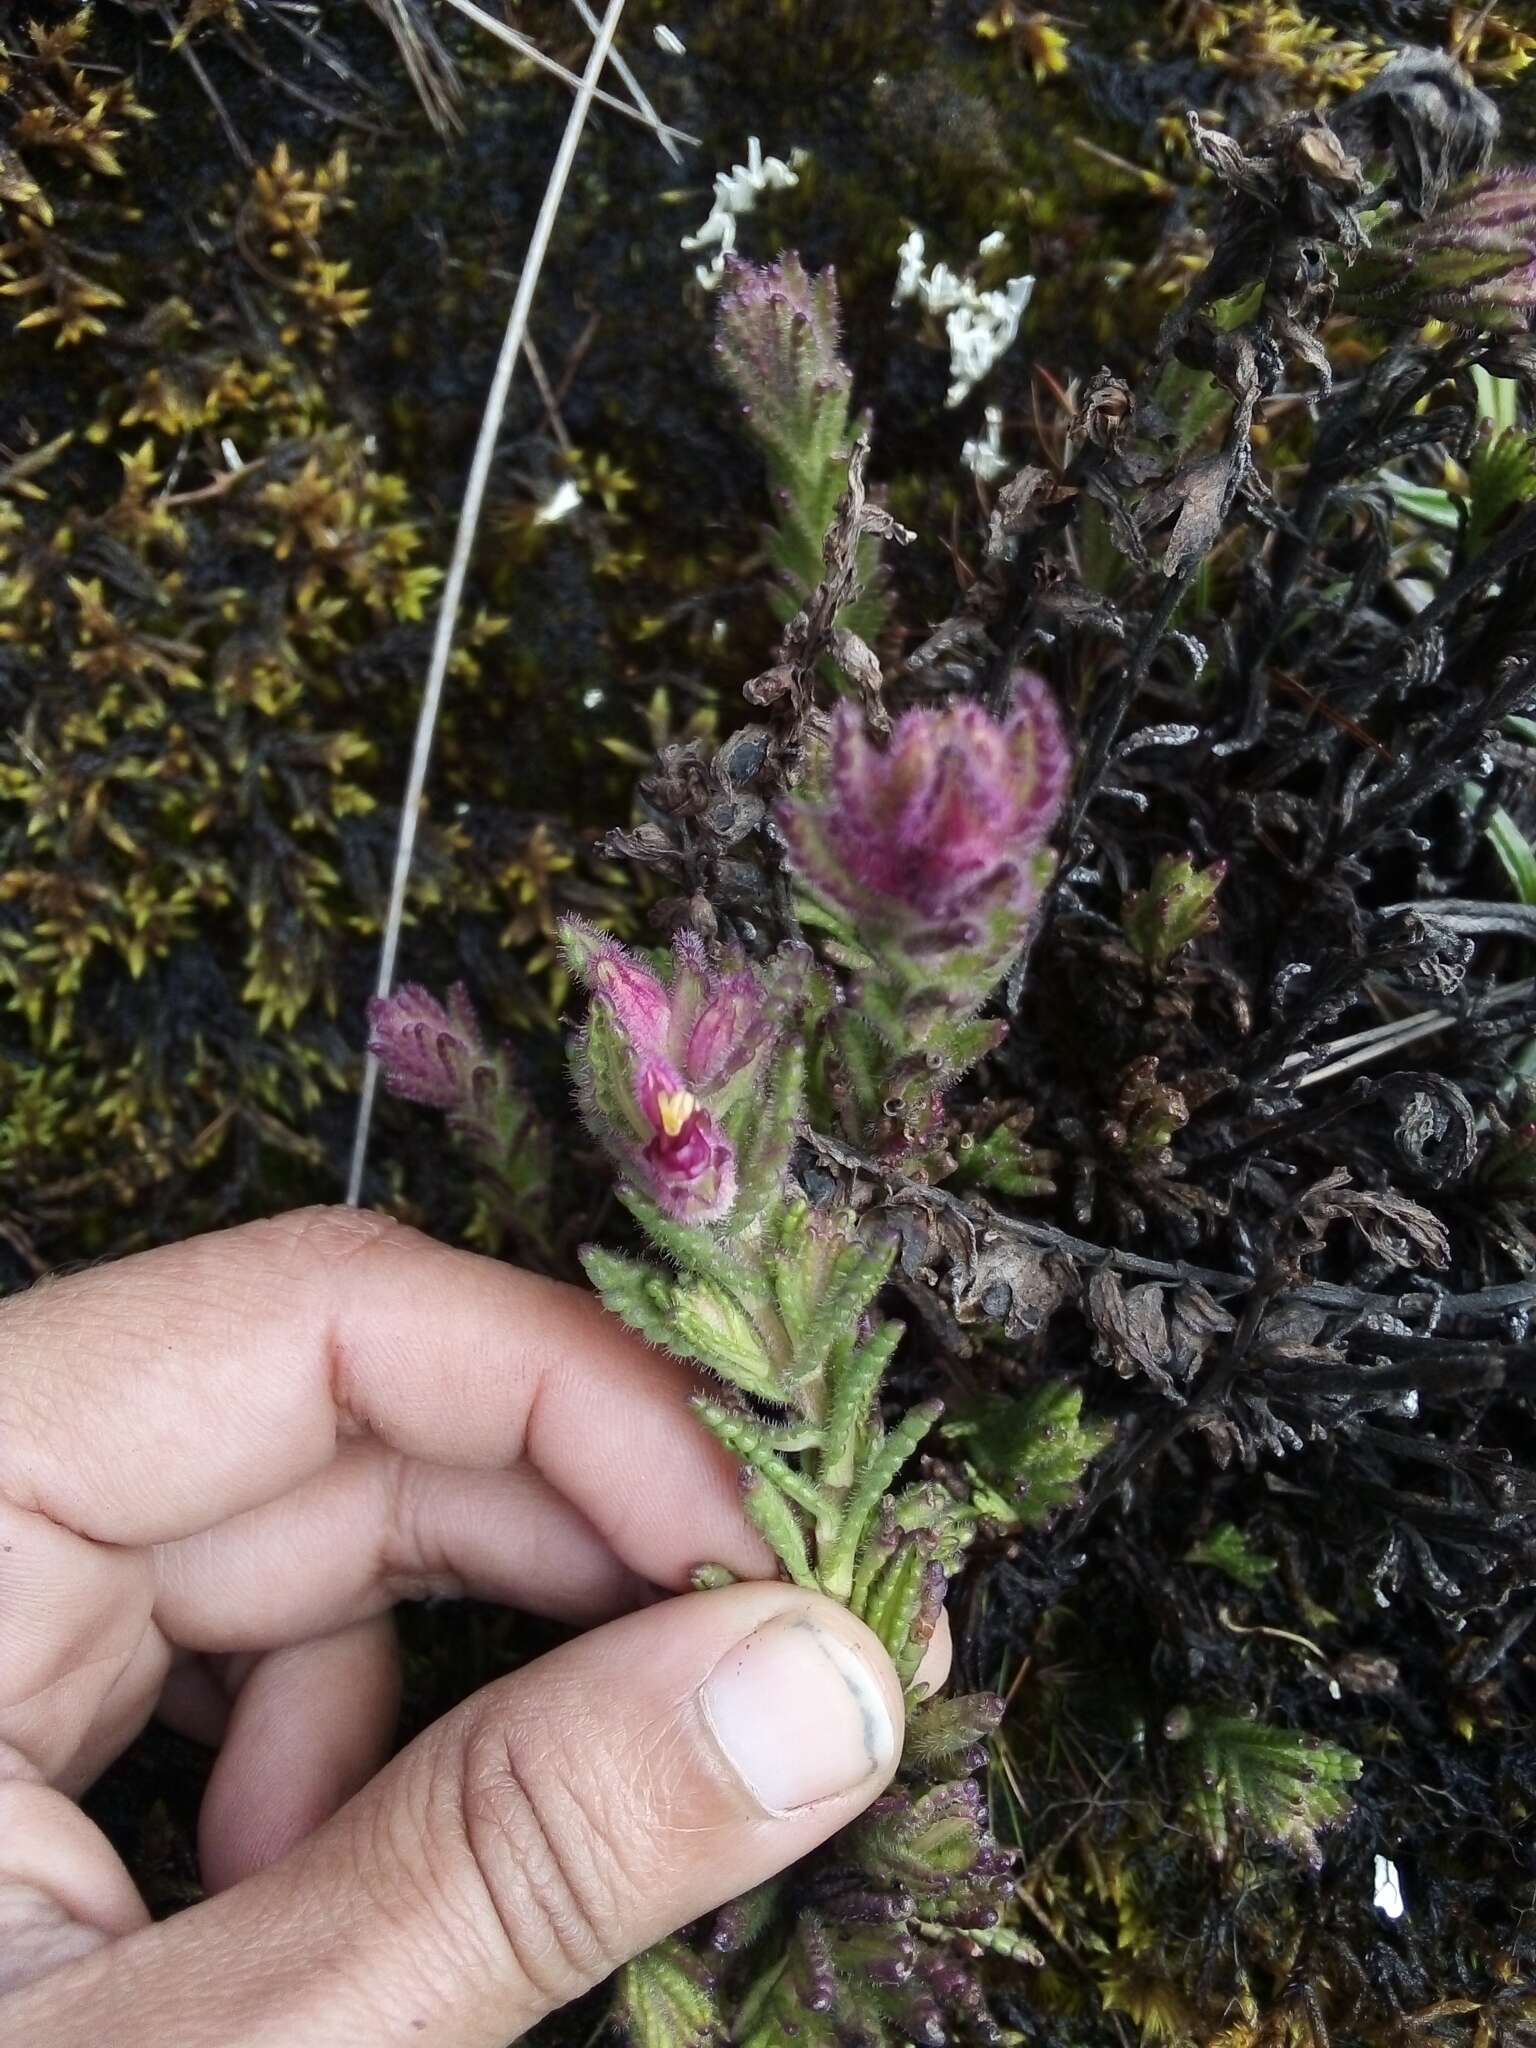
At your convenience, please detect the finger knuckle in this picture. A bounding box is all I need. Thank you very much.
[455,1705,637,2010]
[253,1203,423,1274]
[377,1454,465,1604]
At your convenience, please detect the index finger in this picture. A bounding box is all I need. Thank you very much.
[0,1208,765,1589]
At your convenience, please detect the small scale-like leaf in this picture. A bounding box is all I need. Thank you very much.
[951,1118,1057,1198]
[614,1936,722,2048]
[903,1693,1006,1777]
[942,1383,1114,1529]
[693,1396,828,1517]
[823,1400,943,1598]
[620,1187,732,1281]
[735,1937,840,2048]
[857,1538,930,1671]
[821,1319,904,1490]
[1466,426,1536,559]
[580,1245,678,1350]
[1121,854,1225,976]
[1171,1709,1361,1867]
[793,1237,896,1384]
[671,1276,786,1403]
[914,1917,1044,1967]
[731,1040,806,1229]
[740,1473,818,1589]
[1185,1522,1278,1592]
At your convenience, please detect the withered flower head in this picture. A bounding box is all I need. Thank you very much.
[1335,46,1499,218]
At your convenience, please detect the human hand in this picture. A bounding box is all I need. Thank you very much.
[0,1207,928,2046]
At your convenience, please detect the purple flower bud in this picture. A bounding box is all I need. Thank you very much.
[778,674,1070,949]
[559,919,671,1057]
[685,971,765,1088]
[562,921,776,1097]
[1340,170,1536,331]
[367,983,484,1109]
[367,985,552,1241]
[717,253,852,466]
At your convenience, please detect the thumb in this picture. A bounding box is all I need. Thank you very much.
[2,1584,905,2048]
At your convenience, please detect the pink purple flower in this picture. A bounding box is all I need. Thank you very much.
[632,1057,737,1223]
[367,985,551,1235]
[561,922,804,1225]
[368,983,487,1109]
[777,675,1070,949]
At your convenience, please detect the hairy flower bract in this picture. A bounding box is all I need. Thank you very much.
[367,983,486,1109]
[716,251,851,448]
[778,674,1070,946]
[562,921,805,1225]
[1343,168,1536,328]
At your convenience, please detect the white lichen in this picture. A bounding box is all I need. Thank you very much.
[533,477,583,526]
[1372,1855,1406,1921]
[893,228,1034,407]
[961,404,1010,482]
[681,137,801,289]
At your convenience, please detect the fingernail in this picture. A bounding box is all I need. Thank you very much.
[701,1612,898,1814]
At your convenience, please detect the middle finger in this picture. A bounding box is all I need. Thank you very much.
[152,1439,651,1655]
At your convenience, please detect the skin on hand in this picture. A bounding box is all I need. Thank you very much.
[0,1207,946,2047]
